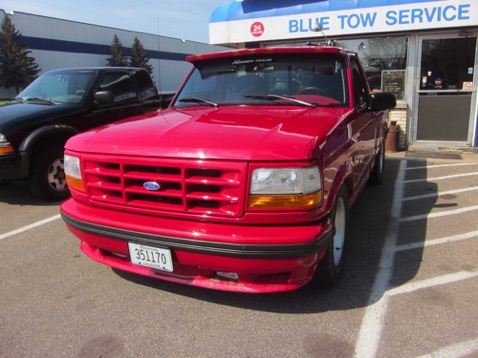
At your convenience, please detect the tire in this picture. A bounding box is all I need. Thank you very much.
[368,139,385,185]
[313,186,349,287]
[29,145,70,201]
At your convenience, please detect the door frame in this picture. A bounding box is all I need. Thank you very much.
[410,31,478,147]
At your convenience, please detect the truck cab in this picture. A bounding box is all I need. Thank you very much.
[60,47,395,293]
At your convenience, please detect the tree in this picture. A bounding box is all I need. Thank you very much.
[106,34,128,67]
[0,15,40,94]
[129,37,153,74]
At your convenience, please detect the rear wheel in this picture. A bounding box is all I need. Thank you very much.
[313,186,349,286]
[29,145,70,201]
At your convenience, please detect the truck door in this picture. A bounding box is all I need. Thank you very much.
[349,57,376,192]
[78,71,144,132]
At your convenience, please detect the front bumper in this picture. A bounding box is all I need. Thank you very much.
[60,198,334,293]
[0,152,29,181]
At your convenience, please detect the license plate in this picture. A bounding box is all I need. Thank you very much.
[128,242,173,272]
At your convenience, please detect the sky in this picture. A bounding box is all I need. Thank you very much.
[0,0,228,43]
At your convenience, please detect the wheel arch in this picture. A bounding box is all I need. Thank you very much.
[19,125,79,171]
[20,125,79,152]
[325,162,354,216]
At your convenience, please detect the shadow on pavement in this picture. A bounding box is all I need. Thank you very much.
[0,180,61,206]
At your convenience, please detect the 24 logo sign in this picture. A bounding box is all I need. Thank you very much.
[250,22,265,37]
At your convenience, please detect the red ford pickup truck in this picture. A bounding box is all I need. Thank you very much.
[60,46,396,293]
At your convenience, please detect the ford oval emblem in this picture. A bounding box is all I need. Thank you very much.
[143,181,160,191]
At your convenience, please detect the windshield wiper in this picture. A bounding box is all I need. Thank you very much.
[12,97,26,103]
[244,94,316,108]
[25,97,59,105]
[178,97,218,108]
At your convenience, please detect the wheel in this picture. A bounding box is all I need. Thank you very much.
[368,139,385,185]
[29,145,70,201]
[313,186,349,286]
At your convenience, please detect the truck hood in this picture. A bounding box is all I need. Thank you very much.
[66,106,350,161]
[0,102,81,127]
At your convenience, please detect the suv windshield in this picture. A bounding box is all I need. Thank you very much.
[173,53,349,108]
[18,70,96,104]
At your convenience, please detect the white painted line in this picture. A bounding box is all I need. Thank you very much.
[354,160,406,358]
[396,230,478,252]
[387,271,478,297]
[0,214,61,241]
[402,186,478,201]
[406,163,477,171]
[407,163,478,171]
[416,337,478,358]
[403,172,478,184]
[400,205,478,222]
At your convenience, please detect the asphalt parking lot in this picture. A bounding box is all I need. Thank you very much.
[1,151,477,358]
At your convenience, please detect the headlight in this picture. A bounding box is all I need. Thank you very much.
[0,133,14,154]
[64,154,84,191]
[249,166,322,209]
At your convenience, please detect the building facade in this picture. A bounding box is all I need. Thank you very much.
[0,10,227,98]
[209,0,478,149]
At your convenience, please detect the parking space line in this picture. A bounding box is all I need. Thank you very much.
[416,337,478,358]
[402,186,478,201]
[403,172,478,184]
[387,271,478,296]
[354,160,406,358]
[400,205,478,222]
[406,163,477,171]
[356,159,478,358]
[0,214,61,241]
[396,230,478,251]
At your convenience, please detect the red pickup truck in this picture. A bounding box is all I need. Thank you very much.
[60,46,396,293]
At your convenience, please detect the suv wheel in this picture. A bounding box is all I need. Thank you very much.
[29,145,70,201]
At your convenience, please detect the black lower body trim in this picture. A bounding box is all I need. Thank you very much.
[61,212,333,259]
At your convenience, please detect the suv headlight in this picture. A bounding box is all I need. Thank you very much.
[249,166,322,209]
[64,154,84,191]
[0,133,14,154]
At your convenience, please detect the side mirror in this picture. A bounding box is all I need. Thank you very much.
[94,91,115,105]
[369,92,396,111]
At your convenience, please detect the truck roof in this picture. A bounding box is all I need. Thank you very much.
[187,46,356,63]
[41,67,147,73]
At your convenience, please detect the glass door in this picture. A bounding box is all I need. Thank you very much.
[415,34,477,145]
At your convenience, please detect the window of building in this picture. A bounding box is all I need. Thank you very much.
[336,36,408,99]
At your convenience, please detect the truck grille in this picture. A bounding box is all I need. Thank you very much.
[82,155,247,218]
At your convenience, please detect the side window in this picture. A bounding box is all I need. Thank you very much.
[351,58,368,109]
[98,72,138,104]
[133,71,158,101]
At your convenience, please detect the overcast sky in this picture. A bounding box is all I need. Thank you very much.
[0,0,228,43]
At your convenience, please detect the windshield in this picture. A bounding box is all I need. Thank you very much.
[173,53,349,108]
[17,70,96,104]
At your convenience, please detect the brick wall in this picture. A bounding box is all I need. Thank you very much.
[388,102,407,151]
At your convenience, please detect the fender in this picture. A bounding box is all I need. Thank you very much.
[19,124,80,152]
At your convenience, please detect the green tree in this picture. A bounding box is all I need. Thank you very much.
[129,37,153,74]
[0,15,40,94]
[106,34,128,67]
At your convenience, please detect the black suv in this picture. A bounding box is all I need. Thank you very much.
[0,67,165,201]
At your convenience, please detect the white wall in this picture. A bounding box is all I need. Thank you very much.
[0,10,228,97]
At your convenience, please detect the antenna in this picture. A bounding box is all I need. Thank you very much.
[314,23,332,46]
[157,16,162,94]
